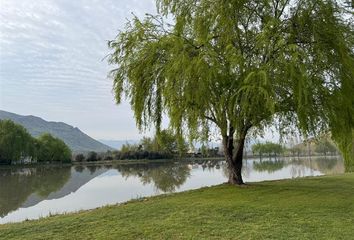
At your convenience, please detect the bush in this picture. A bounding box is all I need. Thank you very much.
[75,154,85,162]
[104,155,113,161]
[86,151,98,162]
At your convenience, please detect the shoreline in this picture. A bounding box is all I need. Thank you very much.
[0,155,341,169]
[1,173,353,239]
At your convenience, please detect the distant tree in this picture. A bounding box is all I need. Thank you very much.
[75,153,85,162]
[289,145,304,157]
[109,0,354,183]
[120,143,139,153]
[315,140,337,156]
[156,129,177,154]
[265,142,283,157]
[252,143,264,158]
[140,131,188,155]
[156,129,188,155]
[86,151,98,162]
[36,133,72,163]
[104,154,113,161]
[200,145,209,157]
[0,120,34,164]
[112,150,121,160]
[140,137,157,152]
[252,142,283,158]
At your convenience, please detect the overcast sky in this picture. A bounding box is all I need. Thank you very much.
[0,0,282,143]
[0,0,158,140]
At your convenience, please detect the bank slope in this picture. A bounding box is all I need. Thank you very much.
[1,174,353,240]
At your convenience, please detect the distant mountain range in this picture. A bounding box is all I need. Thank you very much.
[0,110,113,153]
[98,139,139,150]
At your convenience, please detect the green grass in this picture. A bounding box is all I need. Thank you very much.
[1,174,354,240]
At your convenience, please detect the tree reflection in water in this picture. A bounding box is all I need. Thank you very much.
[114,162,191,192]
[289,157,343,176]
[249,156,342,178]
[315,157,338,171]
[0,166,71,217]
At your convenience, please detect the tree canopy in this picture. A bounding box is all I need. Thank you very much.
[0,120,72,164]
[315,139,337,155]
[252,142,284,157]
[109,0,354,183]
[36,133,72,163]
[0,120,34,164]
[138,129,187,154]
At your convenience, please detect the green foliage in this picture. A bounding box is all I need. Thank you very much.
[120,143,140,153]
[0,120,34,164]
[86,151,98,162]
[139,130,188,154]
[315,139,337,155]
[36,133,72,163]
[112,130,188,160]
[140,137,157,152]
[337,130,354,172]
[75,154,85,162]
[0,120,72,164]
[156,129,188,154]
[0,110,112,153]
[252,142,283,156]
[289,144,304,156]
[109,0,354,171]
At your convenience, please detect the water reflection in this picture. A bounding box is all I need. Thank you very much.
[253,160,285,173]
[0,156,343,223]
[0,166,71,217]
[115,163,191,192]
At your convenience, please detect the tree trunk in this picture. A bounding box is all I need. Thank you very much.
[223,135,246,185]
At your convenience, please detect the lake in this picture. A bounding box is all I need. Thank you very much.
[0,156,343,224]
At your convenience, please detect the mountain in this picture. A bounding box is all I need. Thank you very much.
[0,110,114,153]
[98,139,139,150]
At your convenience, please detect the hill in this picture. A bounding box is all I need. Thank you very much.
[0,110,113,153]
[98,139,139,150]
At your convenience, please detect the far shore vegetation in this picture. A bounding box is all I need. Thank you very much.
[0,119,342,166]
[0,120,71,165]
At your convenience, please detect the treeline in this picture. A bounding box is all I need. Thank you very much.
[73,130,186,162]
[252,142,284,158]
[74,149,171,163]
[0,120,72,165]
[251,139,338,158]
[73,130,222,163]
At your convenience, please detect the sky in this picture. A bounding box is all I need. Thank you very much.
[0,0,157,140]
[0,0,281,143]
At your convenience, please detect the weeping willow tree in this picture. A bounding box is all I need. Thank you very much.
[108,0,354,184]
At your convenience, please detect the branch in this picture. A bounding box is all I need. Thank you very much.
[204,115,218,125]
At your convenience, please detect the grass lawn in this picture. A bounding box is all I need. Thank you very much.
[1,174,353,240]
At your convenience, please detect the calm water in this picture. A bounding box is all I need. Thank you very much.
[0,156,343,224]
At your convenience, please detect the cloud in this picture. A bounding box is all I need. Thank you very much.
[0,0,156,139]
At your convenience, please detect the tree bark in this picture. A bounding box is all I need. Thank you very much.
[223,135,246,185]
